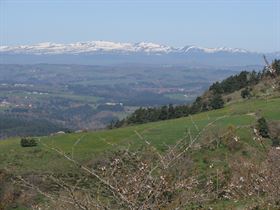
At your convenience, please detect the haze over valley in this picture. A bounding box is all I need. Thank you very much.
[1,1,280,209]
[0,61,245,137]
[0,40,278,137]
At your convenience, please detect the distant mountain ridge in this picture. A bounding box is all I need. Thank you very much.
[0,41,279,66]
[0,41,258,54]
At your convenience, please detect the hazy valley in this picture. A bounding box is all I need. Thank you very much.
[0,63,250,138]
[1,1,280,209]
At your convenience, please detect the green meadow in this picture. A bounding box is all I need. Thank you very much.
[1,97,279,174]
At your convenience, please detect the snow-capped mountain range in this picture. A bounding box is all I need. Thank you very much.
[0,41,251,54]
[0,41,279,66]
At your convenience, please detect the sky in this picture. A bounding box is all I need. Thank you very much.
[0,0,279,52]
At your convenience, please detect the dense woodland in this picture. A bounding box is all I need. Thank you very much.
[110,60,280,128]
[0,114,64,139]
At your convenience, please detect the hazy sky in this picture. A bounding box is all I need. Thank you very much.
[0,0,279,52]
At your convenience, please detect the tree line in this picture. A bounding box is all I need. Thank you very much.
[109,59,280,128]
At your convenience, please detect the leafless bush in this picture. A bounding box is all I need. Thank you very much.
[216,148,280,208]
[13,115,280,209]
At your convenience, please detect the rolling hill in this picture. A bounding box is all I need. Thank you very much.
[1,95,280,209]
[0,63,279,209]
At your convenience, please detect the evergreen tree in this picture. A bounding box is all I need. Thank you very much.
[272,59,280,75]
[241,87,251,99]
[257,117,270,138]
[190,97,203,114]
[168,104,175,119]
[159,106,168,120]
[20,137,37,147]
[209,82,223,94]
[209,94,224,109]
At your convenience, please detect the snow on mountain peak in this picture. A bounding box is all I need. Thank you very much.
[134,42,173,53]
[0,40,251,55]
[180,46,249,54]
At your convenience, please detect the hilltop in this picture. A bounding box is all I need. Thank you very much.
[111,59,280,128]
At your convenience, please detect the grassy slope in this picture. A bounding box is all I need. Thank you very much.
[0,97,279,174]
[0,97,279,209]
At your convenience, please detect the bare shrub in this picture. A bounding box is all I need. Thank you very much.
[220,148,280,208]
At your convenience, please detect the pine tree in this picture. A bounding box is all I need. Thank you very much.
[257,117,270,138]
[209,94,224,110]
[241,87,251,99]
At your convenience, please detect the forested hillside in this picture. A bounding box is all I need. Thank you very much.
[111,60,280,128]
[0,114,66,139]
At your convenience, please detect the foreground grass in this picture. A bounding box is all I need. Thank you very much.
[0,97,279,209]
[0,97,279,174]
